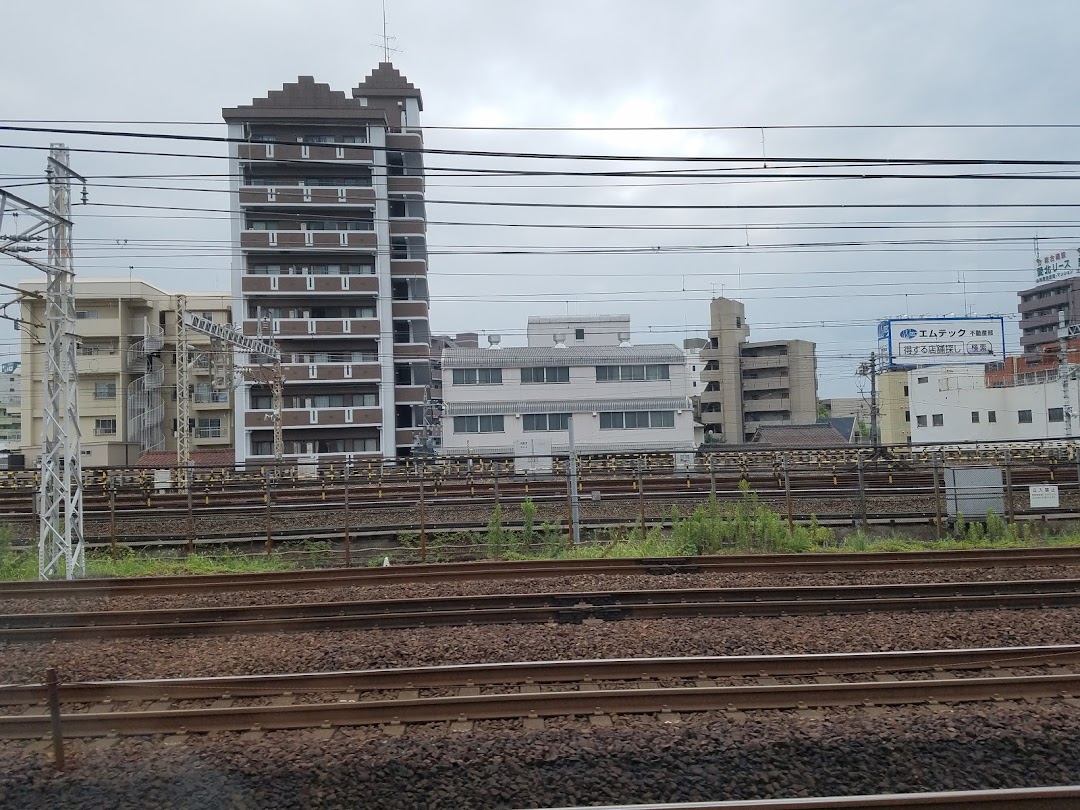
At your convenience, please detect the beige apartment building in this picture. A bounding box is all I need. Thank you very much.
[19,279,233,466]
[877,369,912,445]
[699,297,819,444]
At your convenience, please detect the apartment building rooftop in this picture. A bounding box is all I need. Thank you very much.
[442,345,684,367]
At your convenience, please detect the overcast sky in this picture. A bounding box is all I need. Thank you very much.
[5,0,1080,397]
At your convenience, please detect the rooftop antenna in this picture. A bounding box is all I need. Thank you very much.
[374,0,401,62]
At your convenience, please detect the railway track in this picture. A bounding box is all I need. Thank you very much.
[4,577,1080,641]
[536,787,1080,809]
[3,645,1079,739]
[5,546,1080,599]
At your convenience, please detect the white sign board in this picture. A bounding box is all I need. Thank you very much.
[1029,484,1060,509]
[1035,247,1079,285]
[880,317,1006,367]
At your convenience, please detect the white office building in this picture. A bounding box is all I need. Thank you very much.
[440,343,696,456]
[908,365,1080,444]
[526,315,632,348]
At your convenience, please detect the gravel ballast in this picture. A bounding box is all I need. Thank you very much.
[4,564,1080,615]
[1,702,1078,809]
[0,607,1073,683]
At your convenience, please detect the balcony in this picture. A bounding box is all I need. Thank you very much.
[242,274,378,295]
[391,301,428,318]
[743,397,790,412]
[193,391,230,407]
[741,355,788,370]
[239,187,376,207]
[243,318,379,339]
[76,318,126,338]
[391,260,427,275]
[238,143,374,163]
[281,360,380,383]
[76,353,122,375]
[245,406,381,429]
[742,376,789,391]
[240,230,378,251]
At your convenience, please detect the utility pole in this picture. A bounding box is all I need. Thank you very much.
[856,352,881,453]
[38,146,86,579]
[1059,310,1073,438]
[175,295,192,490]
[180,311,281,468]
[270,360,284,465]
[567,415,581,544]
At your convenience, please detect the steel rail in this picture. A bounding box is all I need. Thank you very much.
[4,580,1080,640]
[530,785,1080,809]
[5,547,1080,599]
[3,644,1078,705]
[1,671,1078,739]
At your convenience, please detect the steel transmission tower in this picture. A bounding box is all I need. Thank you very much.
[40,145,86,579]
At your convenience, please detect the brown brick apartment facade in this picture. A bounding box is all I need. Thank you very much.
[223,65,431,464]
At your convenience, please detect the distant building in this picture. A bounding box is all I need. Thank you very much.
[18,279,233,467]
[1018,276,1080,356]
[699,297,819,443]
[527,315,631,348]
[0,361,20,446]
[440,344,695,456]
[908,365,1078,444]
[430,332,479,402]
[751,423,850,447]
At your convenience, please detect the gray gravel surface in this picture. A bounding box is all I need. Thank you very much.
[0,701,1078,809]
[1,608,1074,683]
[4,564,1080,615]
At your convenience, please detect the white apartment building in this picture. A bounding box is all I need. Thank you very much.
[440,344,696,456]
[908,365,1080,444]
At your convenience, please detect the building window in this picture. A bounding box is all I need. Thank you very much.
[595,364,670,382]
[1018,409,1033,424]
[1049,407,1065,423]
[452,368,502,385]
[905,410,910,422]
[75,310,99,320]
[917,376,929,384]
[971,411,980,424]
[247,220,279,231]
[195,418,222,439]
[599,411,676,430]
[391,236,427,261]
[453,415,504,434]
[988,411,997,423]
[93,418,116,436]
[388,195,425,218]
[521,366,570,384]
[523,413,570,432]
[575,328,585,341]
[931,414,944,427]
[903,385,909,396]
[916,415,927,427]
[93,382,116,400]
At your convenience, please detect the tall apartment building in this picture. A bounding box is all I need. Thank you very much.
[223,65,431,464]
[18,280,233,466]
[699,297,819,443]
[1018,276,1080,355]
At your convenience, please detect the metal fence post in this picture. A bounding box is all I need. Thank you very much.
[783,456,794,537]
[637,462,647,541]
[933,453,943,541]
[419,465,427,563]
[343,464,352,568]
[108,481,117,558]
[709,455,716,499]
[1004,449,1015,525]
[264,469,274,558]
[186,478,195,557]
[856,457,868,529]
